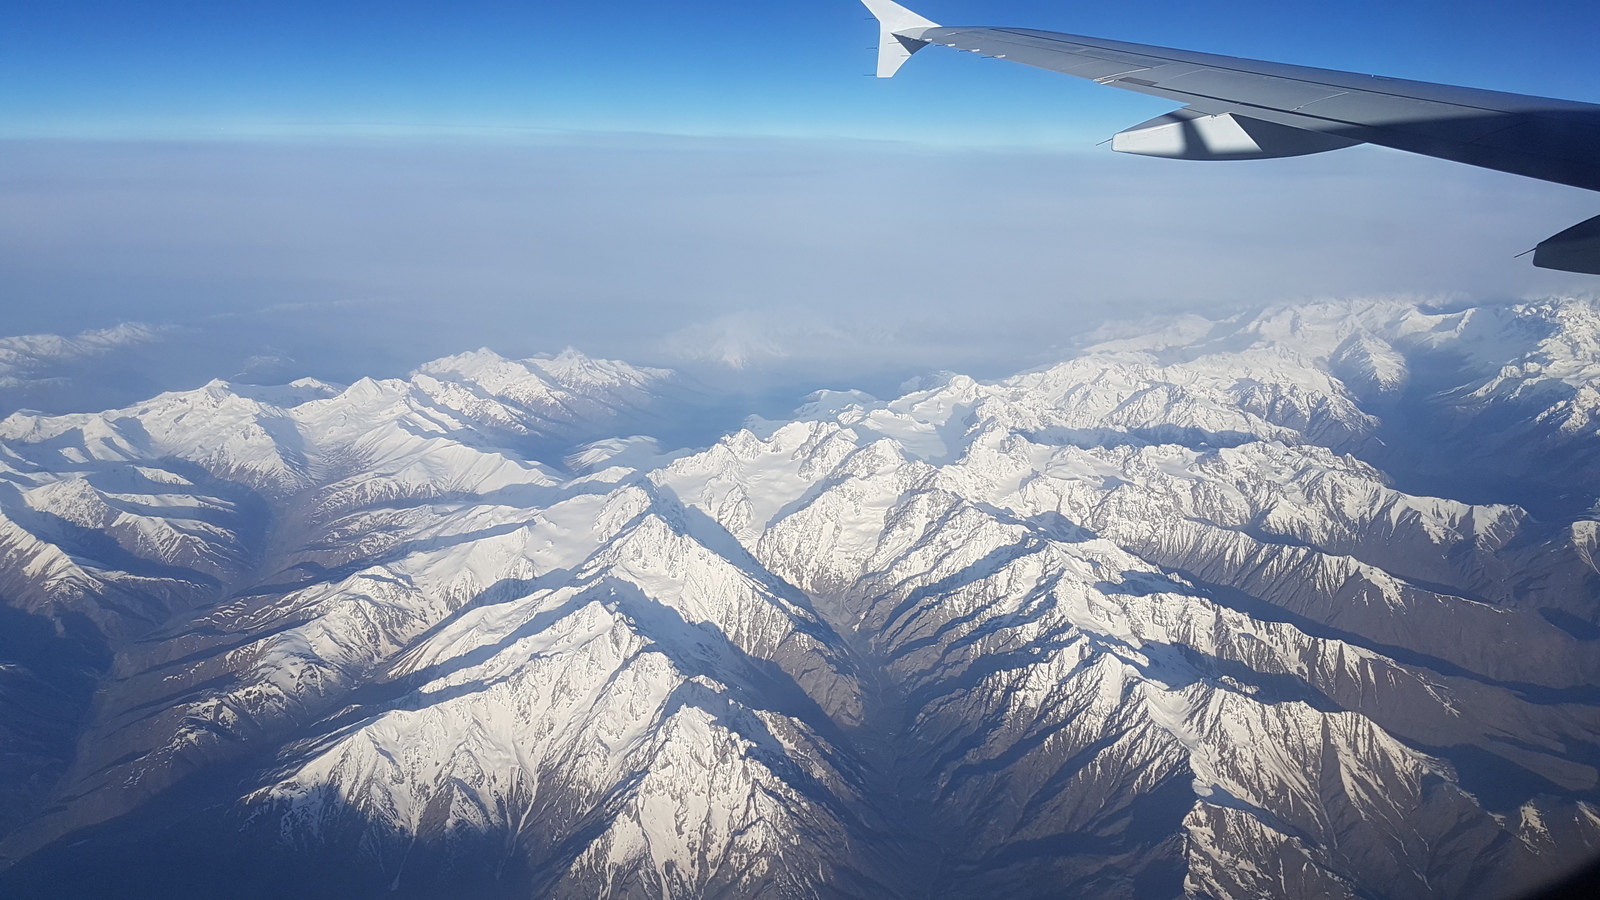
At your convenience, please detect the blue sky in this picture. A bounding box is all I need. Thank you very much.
[6,0,1600,141]
[3,1,1600,414]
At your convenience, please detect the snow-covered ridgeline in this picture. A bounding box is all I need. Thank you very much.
[2,301,1600,898]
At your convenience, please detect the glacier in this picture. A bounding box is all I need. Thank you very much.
[0,301,1598,898]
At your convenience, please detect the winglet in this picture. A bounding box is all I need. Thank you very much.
[861,0,939,78]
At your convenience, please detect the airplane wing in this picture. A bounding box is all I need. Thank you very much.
[860,0,1600,275]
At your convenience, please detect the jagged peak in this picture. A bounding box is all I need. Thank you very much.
[526,346,672,390]
[413,346,514,378]
[416,346,671,396]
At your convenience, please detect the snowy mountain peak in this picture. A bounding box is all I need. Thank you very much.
[416,346,671,396]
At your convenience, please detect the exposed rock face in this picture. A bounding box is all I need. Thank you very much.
[1,303,1599,899]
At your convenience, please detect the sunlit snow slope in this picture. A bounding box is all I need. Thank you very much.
[1,303,1599,900]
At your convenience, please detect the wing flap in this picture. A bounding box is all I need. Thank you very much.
[1156,70,1349,110]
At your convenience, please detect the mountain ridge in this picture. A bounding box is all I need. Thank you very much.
[1,300,1599,898]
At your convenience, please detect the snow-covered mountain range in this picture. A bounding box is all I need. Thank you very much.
[1,300,1599,899]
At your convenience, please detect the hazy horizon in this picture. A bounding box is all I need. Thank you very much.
[5,132,1596,421]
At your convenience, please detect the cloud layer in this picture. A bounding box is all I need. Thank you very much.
[1,134,1595,413]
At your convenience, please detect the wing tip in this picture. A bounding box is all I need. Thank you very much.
[861,0,939,78]
[860,0,939,32]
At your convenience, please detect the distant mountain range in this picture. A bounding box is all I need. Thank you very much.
[1,300,1598,899]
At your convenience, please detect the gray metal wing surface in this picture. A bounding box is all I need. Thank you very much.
[860,0,1600,274]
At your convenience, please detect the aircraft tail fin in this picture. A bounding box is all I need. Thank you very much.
[861,0,939,77]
